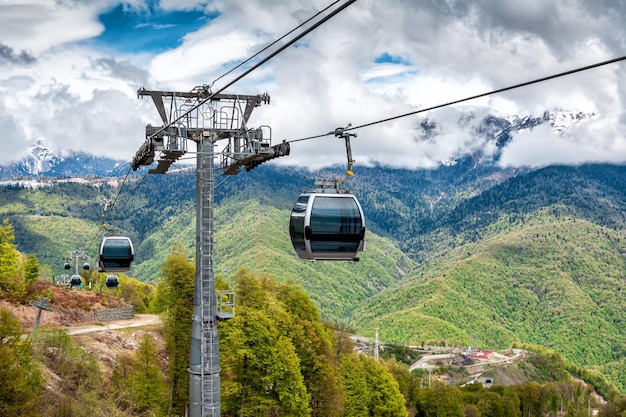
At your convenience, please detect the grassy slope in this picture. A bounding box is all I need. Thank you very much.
[131,199,415,322]
[351,212,626,369]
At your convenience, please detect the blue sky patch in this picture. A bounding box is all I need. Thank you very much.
[90,4,217,54]
[374,52,411,65]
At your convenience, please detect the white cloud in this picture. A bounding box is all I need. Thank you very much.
[498,115,626,168]
[28,86,153,159]
[0,1,114,55]
[149,17,264,89]
[1,0,626,169]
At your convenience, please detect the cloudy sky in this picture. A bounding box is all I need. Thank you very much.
[1,0,625,170]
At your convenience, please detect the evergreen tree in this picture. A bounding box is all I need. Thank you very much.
[220,270,311,416]
[360,355,409,417]
[416,381,463,417]
[384,358,419,415]
[340,353,370,417]
[273,335,311,416]
[23,254,40,284]
[128,334,168,416]
[277,281,345,417]
[0,219,19,287]
[0,308,43,416]
[156,243,195,416]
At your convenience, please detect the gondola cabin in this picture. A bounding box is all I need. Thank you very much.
[64,262,71,270]
[98,236,134,272]
[290,192,366,261]
[105,274,119,289]
[70,275,82,289]
[82,262,90,270]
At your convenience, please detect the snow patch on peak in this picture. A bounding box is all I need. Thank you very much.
[544,109,597,134]
[20,139,64,175]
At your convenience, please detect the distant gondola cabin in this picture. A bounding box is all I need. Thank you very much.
[70,275,82,288]
[105,275,119,289]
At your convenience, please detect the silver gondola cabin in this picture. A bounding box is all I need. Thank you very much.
[290,192,366,261]
[98,236,134,272]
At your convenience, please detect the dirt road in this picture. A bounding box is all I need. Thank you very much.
[66,314,162,335]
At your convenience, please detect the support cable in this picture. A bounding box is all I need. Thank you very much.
[147,0,358,140]
[287,54,626,143]
[208,0,343,88]
[84,164,134,252]
[137,175,232,247]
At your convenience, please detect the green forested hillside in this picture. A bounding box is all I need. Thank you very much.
[135,198,415,321]
[406,164,626,260]
[3,162,626,392]
[352,215,626,367]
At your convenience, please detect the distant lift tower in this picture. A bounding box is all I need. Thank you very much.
[131,85,289,417]
[28,297,53,335]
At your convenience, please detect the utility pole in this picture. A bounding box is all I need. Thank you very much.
[375,327,379,360]
[131,85,288,417]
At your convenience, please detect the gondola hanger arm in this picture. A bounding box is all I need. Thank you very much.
[333,123,357,184]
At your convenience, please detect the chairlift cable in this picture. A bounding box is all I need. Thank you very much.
[115,1,356,217]
[84,164,134,253]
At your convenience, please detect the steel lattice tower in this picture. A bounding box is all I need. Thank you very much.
[131,86,289,417]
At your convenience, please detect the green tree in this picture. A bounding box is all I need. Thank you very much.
[221,307,307,416]
[128,334,168,416]
[156,243,195,416]
[0,308,43,416]
[340,353,370,417]
[23,254,40,284]
[220,270,311,417]
[340,354,409,417]
[361,356,408,417]
[277,281,345,417]
[273,336,311,416]
[385,358,419,416]
[416,381,463,417]
[0,219,19,287]
[517,382,541,417]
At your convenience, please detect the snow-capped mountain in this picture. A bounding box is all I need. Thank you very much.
[415,107,595,163]
[0,139,129,179]
[0,109,595,180]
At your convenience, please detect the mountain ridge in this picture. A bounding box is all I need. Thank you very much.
[0,108,594,180]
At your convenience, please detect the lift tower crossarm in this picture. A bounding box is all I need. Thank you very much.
[132,89,271,173]
[137,88,269,136]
